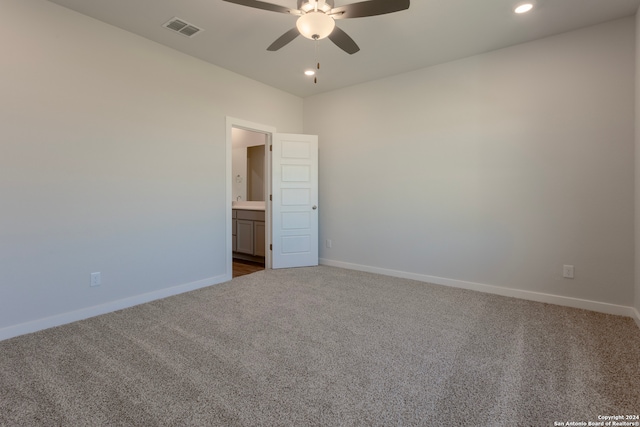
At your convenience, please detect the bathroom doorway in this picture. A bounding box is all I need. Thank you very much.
[232,128,267,276]
[226,117,319,279]
[227,117,275,279]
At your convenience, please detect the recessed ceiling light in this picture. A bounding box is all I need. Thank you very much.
[304,70,316,76]
[514,3,534,13]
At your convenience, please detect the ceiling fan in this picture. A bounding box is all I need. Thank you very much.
[221,0,410,55]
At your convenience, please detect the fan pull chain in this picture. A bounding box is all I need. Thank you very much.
[314,38,319,84]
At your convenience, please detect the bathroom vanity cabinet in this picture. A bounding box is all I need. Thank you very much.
[232,209,265,258]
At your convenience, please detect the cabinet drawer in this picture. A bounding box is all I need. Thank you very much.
[236,210,265,221]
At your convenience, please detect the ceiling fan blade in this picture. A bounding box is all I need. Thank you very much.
[221,0,298,15]
[267,28,300,51]
[328,26,360,55]
[329,0,410,19]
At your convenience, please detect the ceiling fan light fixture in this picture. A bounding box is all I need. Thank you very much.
[296,11,335,40]
[304,70,316,76]
[514,3,534,14]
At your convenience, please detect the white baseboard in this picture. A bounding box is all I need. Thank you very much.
[0,273,231,342]
[4,264,638,341]
[320,258,637,322]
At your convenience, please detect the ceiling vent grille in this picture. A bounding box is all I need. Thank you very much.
[163,18,203,38]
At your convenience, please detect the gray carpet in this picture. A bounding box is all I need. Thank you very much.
[1,266,639,426]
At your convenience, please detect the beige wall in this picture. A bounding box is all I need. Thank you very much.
[0,0,302,337]
[306,17,635,310]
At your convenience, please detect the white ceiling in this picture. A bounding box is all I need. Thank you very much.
[46,0,640,98]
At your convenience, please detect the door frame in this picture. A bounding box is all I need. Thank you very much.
[226,117,276,278]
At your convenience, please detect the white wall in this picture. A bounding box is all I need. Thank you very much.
[0,0,302,338]
[306,17,635,310]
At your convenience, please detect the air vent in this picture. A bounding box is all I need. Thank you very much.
[163,17,203,38]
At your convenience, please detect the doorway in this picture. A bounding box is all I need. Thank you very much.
[226,117,276,279]
[231,127,267,277]
[226,117,319,280]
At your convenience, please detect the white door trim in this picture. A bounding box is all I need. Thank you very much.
[226,117,276,278]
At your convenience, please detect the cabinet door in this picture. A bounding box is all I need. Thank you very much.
[232,219,237,252]
[236,220,254,254]
[254,221,266,257]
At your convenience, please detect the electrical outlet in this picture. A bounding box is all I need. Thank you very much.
[90,272,101,287]
[326,239,332,248]
[563,265,574,279]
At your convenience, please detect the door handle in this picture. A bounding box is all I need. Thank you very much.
[312,205,317,210]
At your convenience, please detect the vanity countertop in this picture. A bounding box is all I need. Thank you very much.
[232,201,265,211]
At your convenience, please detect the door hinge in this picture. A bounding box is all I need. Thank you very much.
[269,145,272,152]
[270,194,272,201]
[270,244,272,251]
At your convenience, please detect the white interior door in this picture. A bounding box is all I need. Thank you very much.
[272,133,318,269]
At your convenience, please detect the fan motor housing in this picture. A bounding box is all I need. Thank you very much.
[298,0,334,13]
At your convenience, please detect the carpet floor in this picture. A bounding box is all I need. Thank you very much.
[1,266,639,426]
